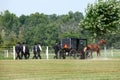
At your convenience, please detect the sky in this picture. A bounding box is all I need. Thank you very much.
[0,0,96,17]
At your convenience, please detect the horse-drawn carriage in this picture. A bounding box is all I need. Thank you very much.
[58,38,87,59]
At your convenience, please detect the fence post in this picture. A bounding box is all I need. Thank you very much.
[104,45,107,59]
[46,46,49,60]
[6,50,8,57]
[13,46,16,60]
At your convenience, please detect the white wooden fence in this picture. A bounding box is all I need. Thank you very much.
[0,46,120,60]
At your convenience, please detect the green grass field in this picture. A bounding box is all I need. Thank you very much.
[0,49,120,80]
[0,59,120,80]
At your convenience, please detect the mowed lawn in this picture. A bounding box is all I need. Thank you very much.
[0,59,120,80]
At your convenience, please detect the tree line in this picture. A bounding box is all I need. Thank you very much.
[0,10,84,47]
[0,0,120,48]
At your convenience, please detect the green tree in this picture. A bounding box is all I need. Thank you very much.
[58,11,84,39]
[3,31,17,47]
[80,0,120,40]
[1,10,20,33]
[0,10,84,46]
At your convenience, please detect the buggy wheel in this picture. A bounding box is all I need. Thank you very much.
[69,49,77,59]
[58,49,66,59]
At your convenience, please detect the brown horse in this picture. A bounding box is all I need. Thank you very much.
[84,39,106,58]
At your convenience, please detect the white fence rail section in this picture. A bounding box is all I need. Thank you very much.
[0,47,13,59]
[101,48,120,58]
[0,50,8,57]
[4,50,8,58]
[104,45,107,58]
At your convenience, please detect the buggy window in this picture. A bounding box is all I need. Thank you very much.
[79,39,86,50]
[61,38,70,48]
[71,38,77,49]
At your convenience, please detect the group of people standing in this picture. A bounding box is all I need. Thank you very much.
[15,42,42,60]
[15,41,62,60]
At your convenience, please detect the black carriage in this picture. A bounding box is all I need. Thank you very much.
[58,38,87,59]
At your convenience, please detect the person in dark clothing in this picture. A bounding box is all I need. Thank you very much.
[15,42,21,59]
[53,42,60,59]
[33,43,38,59]
[21,42,28,59]
[25,44,30,59]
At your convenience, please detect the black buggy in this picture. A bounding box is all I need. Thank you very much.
[58,38,87,59]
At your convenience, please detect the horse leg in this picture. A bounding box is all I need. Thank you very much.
[90,51,93,58]
[97,50,100,57]
[97,52,99,56]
